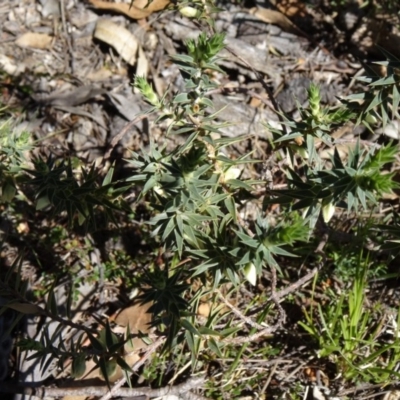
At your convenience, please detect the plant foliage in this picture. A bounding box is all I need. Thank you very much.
[1,4,400,398]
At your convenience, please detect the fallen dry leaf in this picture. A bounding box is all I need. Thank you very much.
[89,0,169,20]
[35,85,107,107]
[62,300,153,400]
[94,19,139,65]
[249,7,304,37]
[136,45,149,78]
[86,68,113,81]
[197,302,211,317]
[249,97,262,108]
[15,32,53,49]
[115,299,153,352]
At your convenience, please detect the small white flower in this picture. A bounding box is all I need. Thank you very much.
[153,185,165,196]
[294,145,309,159]
[302,206,310,219]
[243,262,257,286]
[322,201,335,223]
[179,6,200,18]
[365,113,377,125]
[224,166,241,181]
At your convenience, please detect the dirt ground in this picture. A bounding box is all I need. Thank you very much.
[1,0,399,163]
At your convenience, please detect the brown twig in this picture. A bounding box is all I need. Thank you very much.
[1,376,206,399]
[337,382,392,397]
[103,114,148,161]
[215,289,264,330]
[274,232,328,301]
[220,220,331,344]
[220,234,329,345]
[274,267,318,301]
[269,264,286,328]
[59,0,75,74]
[224,325,274,344]
[181,391,210,400]
[222,267,286,345]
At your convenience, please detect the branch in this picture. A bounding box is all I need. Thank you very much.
[103,114,148,160]
[215,289,265,330]
[0,376,206,399]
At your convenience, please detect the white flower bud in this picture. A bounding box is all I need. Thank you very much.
[243,262,257,286]
[179,6,201,18]
[153,185,165,196]
[224,166,241,181]
[322,201,335,223]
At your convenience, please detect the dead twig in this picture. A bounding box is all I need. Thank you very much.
[59,0,75,74]
[274,267,318,301]
[220,232,328,345]
[273,232,328,301]
[223,266,285,345]
[181,391,210,400]
[269,264,286,328]
[1,376,206,399]
[103,114,148,160]
[215,289,265,330]
[260,360,278,395]
[224,325,274,344]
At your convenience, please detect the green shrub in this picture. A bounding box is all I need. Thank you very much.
[1,4,400,396]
